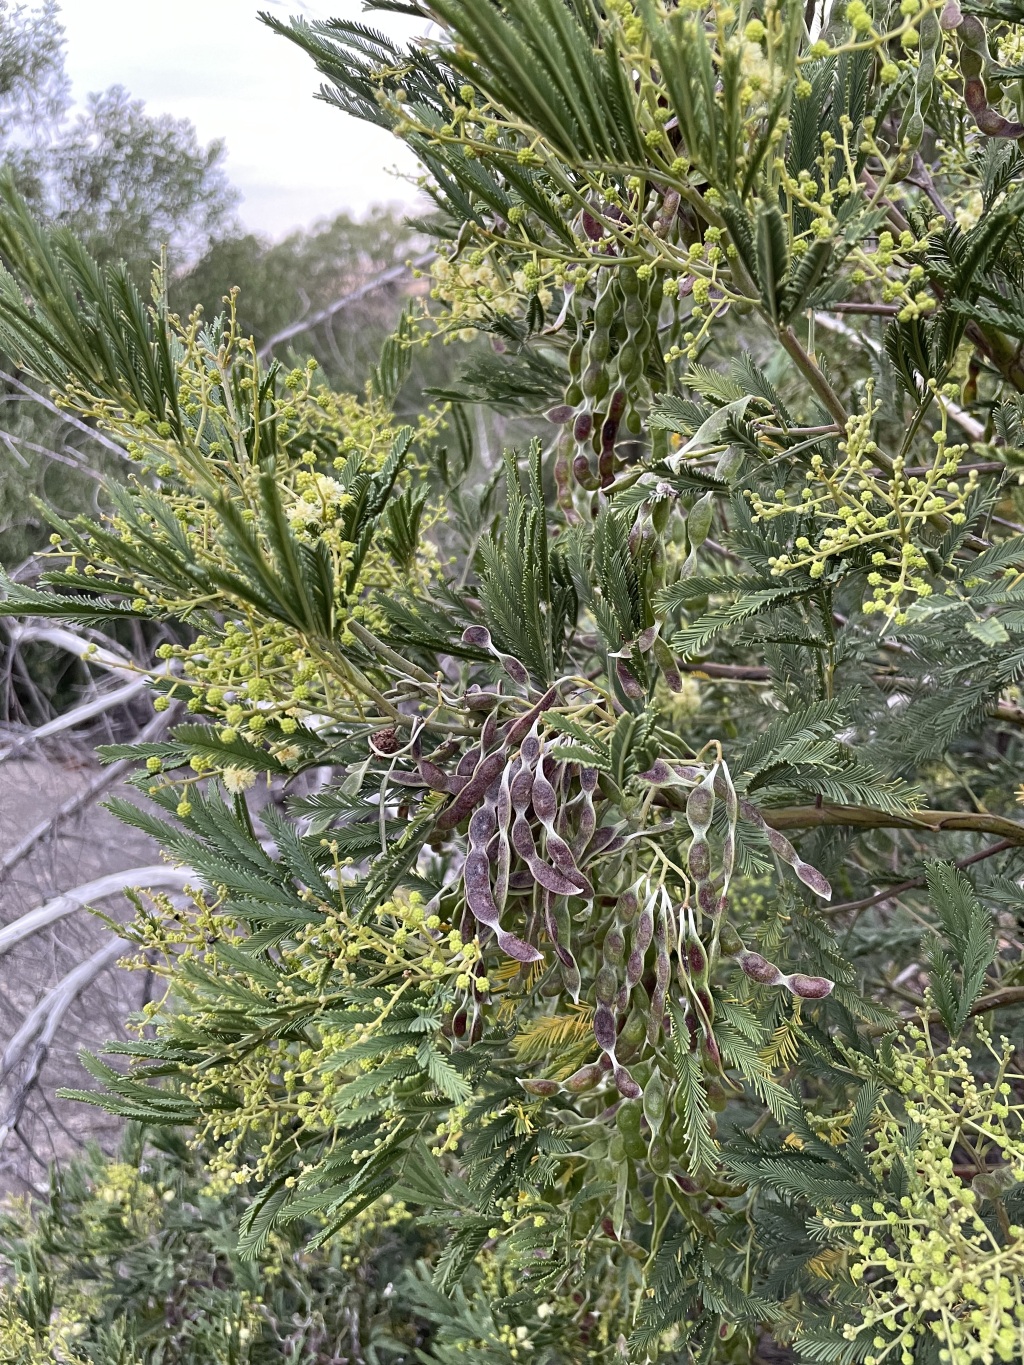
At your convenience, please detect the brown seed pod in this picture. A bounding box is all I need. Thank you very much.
[369,727,400,755]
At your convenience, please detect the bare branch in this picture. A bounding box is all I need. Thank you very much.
[257,252,434,360]
[0,866,194,958]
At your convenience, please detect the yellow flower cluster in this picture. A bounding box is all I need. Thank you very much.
[750,383,978,623]
[819,1022,1024,1364]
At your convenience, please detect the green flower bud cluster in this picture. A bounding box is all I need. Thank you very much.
[819,1020,1024,1365]
[749,383,977,624]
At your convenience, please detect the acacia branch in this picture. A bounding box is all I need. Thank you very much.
[763,802,1024,845]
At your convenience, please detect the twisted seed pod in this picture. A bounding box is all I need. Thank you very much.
[464,846,541,962]
[502,686,560,748]
[493,760,515,912]
[737,797,832,900]
[717,762,739,913]
[615,656,646,701]
[571,767,599,860]
[435,749,508,832]
[419,759,467,795]
[649,892,672,1045]
[546,894,581,1001]
[531,745,593,896]
[735,947,833,998]
[627,886,655,989]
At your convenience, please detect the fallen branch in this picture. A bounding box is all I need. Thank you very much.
[0,708,175,880]
[0,936,130,1151]
[257,251,434,360]
[0,866,194,958]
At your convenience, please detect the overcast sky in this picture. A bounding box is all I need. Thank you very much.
[57,0,427,238]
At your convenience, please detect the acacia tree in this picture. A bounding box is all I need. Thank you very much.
[3,0,1024,1361]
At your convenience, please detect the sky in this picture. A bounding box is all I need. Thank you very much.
[57,0,427,238]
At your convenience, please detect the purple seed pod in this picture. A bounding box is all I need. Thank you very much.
[737,950,784,986]
[468,802,497,846]
[594,1001,618,1050]
[573,451,598,489]
[519,1077,560,1097]
[546,404,575,425]
[511,814,587,896]
[435,749,508,831]
[529,756,556,821]
[604,927,626,966]
[687,938,708,978]
[614,1066,642,1100]
[783,972,834,1000]
[626,897,654,989]
[520,732,542,766]
[617,888,639,922]
[738,795,831,901]
[793,860,832,901]
[718,762,739,900]
[615,657,645,700]
[686,768,716,837]
[418,759,466,794]
[573,410,594,444]
[561,1061,606,1093]
[507,870,534,891]
[494,763,514,911]
[502,686,559,748]
[463,846,541,962]
[700,1032,723,1075]
[637,759,676,786]
[456,747,481,777]
[688,836,711,882]
[462,624,493,650]
[581,207,604,240]
[649,901,671,1046]
[571,770,598,859]
[500,654,530,686]
[587,826,625,858]
[636,624,659,652]
[940,0,961,25]
[480,709,500,751]
[545,893,581,1002]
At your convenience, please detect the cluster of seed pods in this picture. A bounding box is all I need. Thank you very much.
[549,263,662,500]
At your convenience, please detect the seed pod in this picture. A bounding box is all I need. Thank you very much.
[581,207,604,240]
[647,1132,671,1176]
[642,1066,668,1134]
[464,846,541,962]
[501,686,559,748]
[546,893,581,1002]
[649,895,671,1045]
[783,972,834,999]
[626,889,654,989]
[615,657,646,701]
[546,404,575,425]
[512,813,587,896]
[519,1077,559,1097]
[561,1059,608,1092]
[738,796,831,901]
[616,1101,647,1160]
[435,749,508,832]
[615,1066,642,1100]
[686,770,716,836]
[737,950,784,986]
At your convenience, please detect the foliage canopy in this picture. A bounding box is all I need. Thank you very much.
[5,0,1024,1360]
